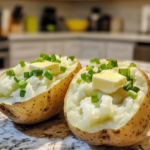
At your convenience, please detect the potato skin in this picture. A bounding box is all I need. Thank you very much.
[64,68,150,147]
[0,61,82,125]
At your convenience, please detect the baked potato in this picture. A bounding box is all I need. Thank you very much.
[0,53,82,125]
[64,58,150,147]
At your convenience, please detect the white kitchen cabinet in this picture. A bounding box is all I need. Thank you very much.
[45,41,64,56]
[9,41,45,67]
[64,40,81,59]
[106,42,135,60]
[81,40,106,59]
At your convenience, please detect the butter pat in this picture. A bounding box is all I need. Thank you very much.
[92,70,127,94]
[29,61,60,74]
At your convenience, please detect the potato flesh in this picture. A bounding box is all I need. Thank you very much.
[0,55,78,105]
[64,60,148,133]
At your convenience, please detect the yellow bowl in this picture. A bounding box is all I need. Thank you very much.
[66,20,89,32]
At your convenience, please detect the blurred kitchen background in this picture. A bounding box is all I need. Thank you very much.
[1,0,150,69]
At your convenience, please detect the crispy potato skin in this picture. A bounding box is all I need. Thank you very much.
[64,68,150,147]
[0,61,82,125]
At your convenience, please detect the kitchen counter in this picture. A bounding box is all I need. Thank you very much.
[9,32,150,43]
[0,60,150,150]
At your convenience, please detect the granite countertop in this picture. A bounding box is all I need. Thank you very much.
[8,32,150,43]
[0,60,150,150]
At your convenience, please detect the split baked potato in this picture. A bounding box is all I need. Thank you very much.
[0,53,82,124]
[64,58,150,147]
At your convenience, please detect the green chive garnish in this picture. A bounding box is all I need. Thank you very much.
[30,60,37,64]
[90,58,100,64]
[40,53,51,61]
[20,61,26,67]
[33,69,43,76]
[86,73,92,83]
[81,73,87,81]
[91,93,99,103]
[51,54,56,62]
[14,76,20,83]
[107,59,118,69]
[132,86,140,93]
[119,68,130,77]
[60,66,67,73]
[20,89,26,97]
[128,63,136,68]
[88,69,96,75]
[76,79,82,84]
[44,70,53,80]
[24,72,30,79]
[86,66,94,71]
[68,56,75,61]
[123,81,133,91]
[31,57,45,64]
[128,90,138,100]
[99,64,107,71]
[55,59,61,63]
[37,57,45,62]
[59,55,61,58]
[18,80,28,89]
[6,70,15,77]
[30,71,34,77]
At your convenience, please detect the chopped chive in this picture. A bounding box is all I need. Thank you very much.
[128,63,136,68]
[128,90,138,100]
[20,89,26,97]
[30,70,34,77]
[31,60,37,63]
[68,56,75,61]
[90,58,100,64]
[60,66,67,73]
[40,53,51,61]
[14,76,20,83]
[40,53,45,58]
[76,79,82,84]
[86,66,94,71]
[123,81,133,91]
[51,54,56,62]
[81,73,87,81]
[44,70,53,80]
[31,57,45,64]
[86,73,92,83]
[24,72,30,79]
[88,69,96,75]
[20,61,26,67]
[33,69,43,76]
[99,64,107,71]
[6,70,15,77]
[55,59,61,63]
[107,59,118,69]
[59,55,61,58]
[119,68,130,77]
[18,80,28,89]
[127,76,134,82]
[91,93,99,103]
[132,86,140,93]
[37,57,45,62]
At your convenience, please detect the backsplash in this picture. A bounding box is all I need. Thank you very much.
[0,0,150,33]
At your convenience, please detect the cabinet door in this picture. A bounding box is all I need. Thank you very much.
[81,40,106,59]
[10,41,45,67]
[64,40,81,59]
[45,41,64,56]
[106,42,135,60]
